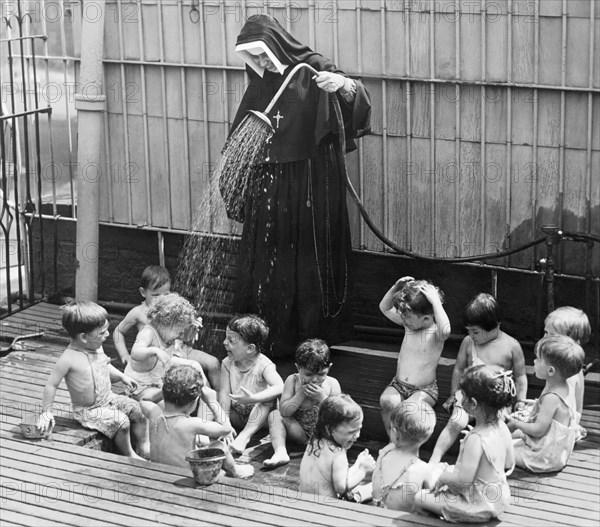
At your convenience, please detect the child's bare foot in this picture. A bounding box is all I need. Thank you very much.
[229,435,250,455]
[263,448,290,468]
[129,451,145,461]
[226,463,254,479]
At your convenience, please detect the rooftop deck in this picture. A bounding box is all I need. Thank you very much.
[1,302,599,526]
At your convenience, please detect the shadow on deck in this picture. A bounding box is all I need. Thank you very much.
[1,302,599,526]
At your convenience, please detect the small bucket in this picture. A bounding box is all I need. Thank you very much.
[185,447,226,486]
[19,414,51,440]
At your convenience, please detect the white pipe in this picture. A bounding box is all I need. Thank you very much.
[74,0,106,301]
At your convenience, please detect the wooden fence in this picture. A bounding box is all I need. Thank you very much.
[4,0,599,276]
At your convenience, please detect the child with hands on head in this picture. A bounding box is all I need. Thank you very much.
[429,293,527,464]
[264,339,342,468]
[140,364,253,478]
[219,314,285,455]
[379,277,451,436]
[507,334,585,473]
[416,365,515,523]
[38,301,149,459]
[543,306,591,431]
[299,394,376,500]
[124,293,207,404]
[372,401,437,511]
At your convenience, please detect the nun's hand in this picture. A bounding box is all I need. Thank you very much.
[313,71,347,93]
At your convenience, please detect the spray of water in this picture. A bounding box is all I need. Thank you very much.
[175,113,273,353]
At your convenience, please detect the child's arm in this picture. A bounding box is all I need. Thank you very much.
[435,434,482,490]
[573,371,584,416]
[510,339,528,404]
[229,365,284,405]
[108,364,138,393]
[279,375,306,418]
[444,338,469,411]
[200,386,229,425]
[507,394,558,438]
[37,355,70,433]
[328,377,342,397]
[131,328,169,363]
[218,362,233,416]
[112,308,141,364]
[332,449,376,495]
[379,277,414,325]
[419,283,451,341]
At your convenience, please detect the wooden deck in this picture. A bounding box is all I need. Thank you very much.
[1,302,599,526]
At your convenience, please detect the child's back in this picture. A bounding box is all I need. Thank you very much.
[299,438,345,497]
[148,412,198,468]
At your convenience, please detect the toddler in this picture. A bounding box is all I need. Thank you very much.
[115,266,220,390]
[544,306,590,430]
[507,335,584,473]
[379,276,451,436]
[125,293,207,404]
[140,365,253,478]
[219,314,285,455]
[372,401,437,511]
[429,293,527,463]
[38,301,149,458]
[264,339,342,468]
[416,365,515,523]
[299,394,376,500]
[113,265,171,364]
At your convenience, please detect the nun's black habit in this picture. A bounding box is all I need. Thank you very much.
[228,15,371,358]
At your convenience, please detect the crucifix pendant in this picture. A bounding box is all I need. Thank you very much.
[273,110,284,129]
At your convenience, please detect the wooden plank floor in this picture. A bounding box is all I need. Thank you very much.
[1,302,599,526]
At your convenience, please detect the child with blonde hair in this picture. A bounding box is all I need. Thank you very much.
[141,364,253,478]
[219,314,285,455]
[299,394,376,500]
[264,339,342,468]
[114,266,220,390]
[544,306,591,431]
[416,365,515,523]
[125,293,206,404]
[372,401,437,511]
[38,301,149,459]
[379,277,451,436]
[507,335,585,473]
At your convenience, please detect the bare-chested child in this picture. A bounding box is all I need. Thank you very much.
[264,339,342,468]
[379,277,451,436]
[38,301,149,459]
[428,293,527,464]
[140,365,253,478]
[299,394,376,501]
[124,293,208,407]
[113,265,220,390]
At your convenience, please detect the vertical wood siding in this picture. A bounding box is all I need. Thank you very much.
[96,0,598,276]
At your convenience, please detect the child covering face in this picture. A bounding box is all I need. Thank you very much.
[264,339,342,468]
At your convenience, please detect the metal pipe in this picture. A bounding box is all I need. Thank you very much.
[74,0,106,301]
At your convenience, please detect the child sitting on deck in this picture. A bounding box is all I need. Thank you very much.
[140,364,253,478]
[429,293,527,464]
[38,301,149,459]
[372,401,437,511]
[264,338,342,468]
[299,394,376,501]
[543,306,591,436]
[114,265,220,390]
[124,293,208,407]
[379,277,451,437]
[507,335,584,473]
[219,314,285,455]
[416,365,515,523]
